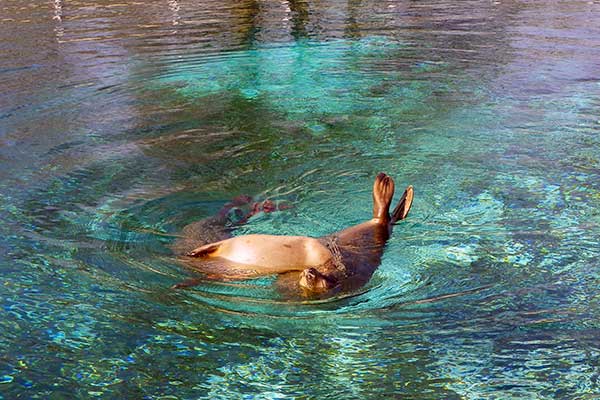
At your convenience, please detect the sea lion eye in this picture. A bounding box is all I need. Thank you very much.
[306,268,318,279]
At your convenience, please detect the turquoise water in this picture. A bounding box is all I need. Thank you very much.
[2,0,600,398]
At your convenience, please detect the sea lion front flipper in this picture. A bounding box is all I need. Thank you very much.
[171,277,203,289]
[391,185,414,223]
[186,241,222,257]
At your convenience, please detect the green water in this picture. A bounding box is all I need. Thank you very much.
[1,0,600,398]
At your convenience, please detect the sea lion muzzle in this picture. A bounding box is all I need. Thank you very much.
[299,267,338,292]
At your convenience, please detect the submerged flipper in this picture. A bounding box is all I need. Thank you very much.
[171,277,203,289]
[391,185,414,223]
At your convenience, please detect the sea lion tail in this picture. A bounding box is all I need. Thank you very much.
[390,185,414,224]
[372,172,395,221]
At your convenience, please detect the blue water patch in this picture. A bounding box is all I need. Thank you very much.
[2,1,600,398]
[154,38,435,131]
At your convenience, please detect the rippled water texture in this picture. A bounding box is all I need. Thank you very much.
[2,0,600,398]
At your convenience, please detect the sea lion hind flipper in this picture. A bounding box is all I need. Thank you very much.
[391,185,414,223]
[372,172,395,220]
[186,241,222,257]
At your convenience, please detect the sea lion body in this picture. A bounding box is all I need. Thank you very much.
[190,234,332,273]
[178,173,413,295]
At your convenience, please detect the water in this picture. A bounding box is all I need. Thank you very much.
[2,0,600,398]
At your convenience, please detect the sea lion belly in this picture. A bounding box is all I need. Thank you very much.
[214,234,332,272]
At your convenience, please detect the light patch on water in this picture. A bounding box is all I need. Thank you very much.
[446,244,480,264]
[153,37,435,131]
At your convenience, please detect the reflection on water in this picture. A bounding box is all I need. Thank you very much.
[2,0,600,398]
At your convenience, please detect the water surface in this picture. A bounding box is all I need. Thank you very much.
[2,0,600,398]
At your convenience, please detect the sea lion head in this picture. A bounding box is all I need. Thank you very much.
[299,267,337,293]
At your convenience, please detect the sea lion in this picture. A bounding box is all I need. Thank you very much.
[176,173,413,296]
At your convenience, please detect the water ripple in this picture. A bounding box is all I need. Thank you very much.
[3,0,600,397]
